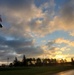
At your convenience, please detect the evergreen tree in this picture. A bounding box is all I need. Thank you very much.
[13,57,19,67]
[22,55,27,66]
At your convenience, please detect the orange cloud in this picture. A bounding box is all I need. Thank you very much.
[55,38,74,47]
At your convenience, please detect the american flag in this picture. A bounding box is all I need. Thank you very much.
[0,15,2,22]
[0,15,3,28]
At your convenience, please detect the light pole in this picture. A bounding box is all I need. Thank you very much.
[7,57,9,66]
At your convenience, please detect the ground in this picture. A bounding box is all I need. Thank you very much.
[0,65,74,75]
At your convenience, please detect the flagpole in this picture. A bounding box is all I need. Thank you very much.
[0,15,3,28]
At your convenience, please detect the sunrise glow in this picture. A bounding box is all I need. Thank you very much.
[54,55,65,60]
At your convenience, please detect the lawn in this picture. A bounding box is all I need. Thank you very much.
[0,65,74,75]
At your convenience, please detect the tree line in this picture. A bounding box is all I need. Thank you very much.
[1,55,74,67]
[9,55,74,67]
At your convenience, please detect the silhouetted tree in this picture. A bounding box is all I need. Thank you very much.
[32,58,36,65]
[71,58,74,65]
[9,55,72,67]
[13,57,19,67]
[27,58,33,66]
[36,58,42,66]
[22,55,27,66]
[9,63,13,67]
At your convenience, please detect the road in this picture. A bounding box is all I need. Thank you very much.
[54,70,74,75]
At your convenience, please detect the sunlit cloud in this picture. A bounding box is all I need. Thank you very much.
[69,31,74,36]
[55,38,74,47]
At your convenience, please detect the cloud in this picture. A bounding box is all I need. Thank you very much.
[27,0,74,37]
[60,0,74,24]
[0,0,57,38]
[1,0,74,38]
[0,35,44,62]
[38,0,74,35]
[0,0,44,37]
[53,0,74,31]
[60,46,70,51]
[0,0,34,10]
[39,39,72,59]
[40,41,64,58]
[0,50,18,62]
[69,31,74,36]
[55,38,74,47]
[55,38,70,44]
[16,46,44,58]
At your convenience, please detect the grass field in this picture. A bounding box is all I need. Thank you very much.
[0,65,74,75]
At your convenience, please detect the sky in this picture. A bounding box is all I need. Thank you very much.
[0,0,74,64]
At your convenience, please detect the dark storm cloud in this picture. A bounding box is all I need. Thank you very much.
[0,36,6,44]
[0,35,34,49]
[61,0,74,23]
[0,50,16,62]
[6,39,34,48]
[0,0,34,9]
[0,35,44,61]
[16,46,44,57]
